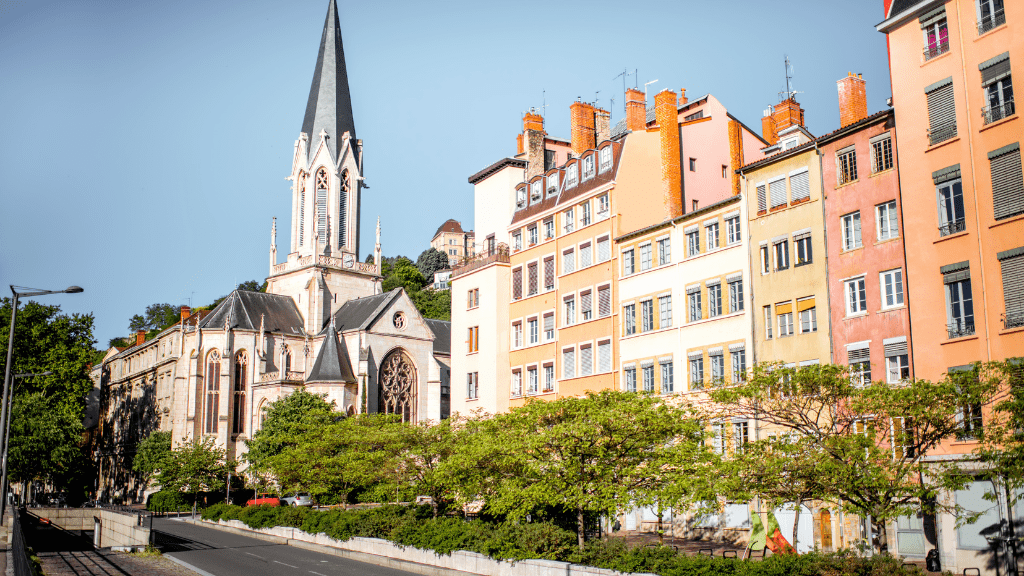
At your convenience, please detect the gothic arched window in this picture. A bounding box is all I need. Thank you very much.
[257,399,268,430]
[339,170,349,247]
[232,351,247,435]
[283,347,292,374]
[204,350,221,434]
[379,349,416,423]
[316,168,328,244]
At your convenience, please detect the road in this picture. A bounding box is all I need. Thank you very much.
[153,517,419,576]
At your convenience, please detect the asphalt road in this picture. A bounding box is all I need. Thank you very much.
[153,517,419,576]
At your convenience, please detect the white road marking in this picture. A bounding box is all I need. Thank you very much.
[245,552,265,559]
[274,560,299,568]
[310,572,327,576]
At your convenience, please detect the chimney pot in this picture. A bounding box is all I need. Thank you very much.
[679,88,688,106]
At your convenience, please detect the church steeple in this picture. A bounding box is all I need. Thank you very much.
[301,0,356,161]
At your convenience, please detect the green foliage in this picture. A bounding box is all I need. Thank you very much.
[237,280,267,293]
[974,360,1024,506]
[244,388,338,476]
[415,248,450,280]
[147,490,187,512]
[133,430,172,486]
[411,289,451,321]
[8,392,85,485]
[155,437,227,497]
[128,303,183,333]
[377,254,451,321]
[382,257,426,293]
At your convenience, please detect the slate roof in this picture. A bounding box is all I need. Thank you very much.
[331,288,402,332]
[200,290,305,336]
[425,319,451,356]
[306,320,356,383]
[301,0,356,160]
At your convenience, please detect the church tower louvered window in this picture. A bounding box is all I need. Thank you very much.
[316,168,329,244]
[339,170,349,248]
[299,185,306,246]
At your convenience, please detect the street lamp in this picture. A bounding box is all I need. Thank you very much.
[1,285,83,520]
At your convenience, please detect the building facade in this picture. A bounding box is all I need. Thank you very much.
[431,219,475,267]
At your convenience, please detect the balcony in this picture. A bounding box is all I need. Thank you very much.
[923,41,950,61]
[939,218,967,237]
[451,243,510,279]
[982,99,1015,125]
[977,9,1005,35]
[928,122,957,145]
[1003,312,1024,330]
[947,319,976,340]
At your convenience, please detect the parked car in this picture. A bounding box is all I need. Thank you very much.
[246,493,280,507]
[280,492,313,507]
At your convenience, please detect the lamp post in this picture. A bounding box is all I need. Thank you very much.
[1,285,83,521]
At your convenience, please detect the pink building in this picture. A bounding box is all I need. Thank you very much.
[820,75,912,386]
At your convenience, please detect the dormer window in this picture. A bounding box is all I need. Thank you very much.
[599,146,612,173]
[566,164,578,187]
[530,180,542,203]
[583,155,595,180]
[547,172,559,196]
[782,139,799,150]
[516,187,527,209]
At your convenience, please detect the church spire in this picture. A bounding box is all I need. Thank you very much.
[301,0,356,161]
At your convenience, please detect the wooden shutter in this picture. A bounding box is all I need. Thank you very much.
[544,257,555,289]
[926,82,956,141]
[512,268,522,300]
[757,184,767,212]
[598,342,611,372]
[791,171,810,201]
[527,263,538,295]
[598,286,611,316]
[999,248,1024,322]
[769,179,787,208]
[990,145,1024,220]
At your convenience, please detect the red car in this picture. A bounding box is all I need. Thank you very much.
[246,493,280,507]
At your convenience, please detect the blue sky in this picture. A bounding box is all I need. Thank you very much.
[0,0,892,346]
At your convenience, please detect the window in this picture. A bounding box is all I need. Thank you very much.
[926,77,957,144]
[597,194,609,217]
[598,340,611,373]
[687,287,702,322]
[622,249,635,275]
[580,345,593,377]
[580,242,592,268]
[543,312,555,340]
[543,217,555,240]
[467,372,479,399]
[763,306,773,339]
[657,237,671,265]
[641,299,654,332]
[511,370,522,397]
[639,243,652,271]
[955,479,1001,551]
[582,155,595,180]
[624,303,636,335]
[642,363,655,391]
[624,366,636,392]
[977,0,1006,35]
[527,318,538,344]
[566,163,578,187]
[299,186,305,246]
[527,262,538,296]
[936,176,966,236]
[516,187,527,209]
[798,299,817,333]
[880,269,905,309]
[597,236,610,262]
[562,248,575,274]
[944,262,975,338]
[563,348,575,379]
[871,134,893,173]
[708,282,722,317]
[722,165,728,178]
[581,202,592,226]
[795,234,812,265]
[774,239,789,270]
[733,421,749,454]
[769,178,787,208]
[687,229,700,256]
[848,346,871,387]
[527,367,539,394]
[729,278,744,312]
[760,244,770,274]
[726,216,741,244]
[467,288,479,309]
[544,256,555,290]
[512,322,522,348]
[842,212,862,250]
[712,423,726,454]
[710,352,725,383]
[685,110,704,121]
[232,352,247,435]
[777,304,794,337]
[468,326,480,352]
[689,158,697,172]
[661,361,674,393]
[513,232,522,252]
[981,54,1013,124]
[530,181,542,203]
[547,173,558,196]
[528,225,538,246]
[756,183,767,213]
[564,295,576,325]
[512,267,522,300]
[564,209,574,234]
[790,170,810,202]
[921,8,949,60]
[990,143,1024,220]
[706,222,720,250]
[598,285,611,317]
[837,147,858,185]
[885,338,910,383]
[877,201,899,241]
[659,295,672,328]
[543,364,555,392]
[205,351,221,434]
[731,348,747,382]
[999,247,1024,329]
[845,277,867,315]
[599,146,612,172]
[581,289,593,321]
[689,355,704,390]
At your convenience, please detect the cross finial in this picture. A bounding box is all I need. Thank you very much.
[319,128,329,141]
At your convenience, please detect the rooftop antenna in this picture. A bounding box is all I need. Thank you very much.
[644,79,659,99]
[778,55,801,102]
[613,69,629,113]
[542,89,547,120]
[594,90,600,108]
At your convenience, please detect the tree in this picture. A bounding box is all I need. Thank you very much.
[710,362,1003,553]
[974,360,1024,506]
[382,257,426,294]
[133,430,172,488]
[128,303,183,333]
[156,437,228,513]
[7,392,85,487]
[416,248,451,280]
[244,388,338,475]
[411,288,451,321]
[237,280,267,292]
[387,416,463,516]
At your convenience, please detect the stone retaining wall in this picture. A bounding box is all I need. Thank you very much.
[29,508,151,550]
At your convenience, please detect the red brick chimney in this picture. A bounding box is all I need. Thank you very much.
[728,119,745,196]
[837,72,867,127]
[595,109,610,143]
[516,133,524,155]
[180,306,191,322]
[570,100,597,156]
[523,110,546,179]
[135,330,146,346]
[654,89,683,218]
[761,112,777,145]
[761,97,807,145]
[625,88,646,133]
[679,88,688,106]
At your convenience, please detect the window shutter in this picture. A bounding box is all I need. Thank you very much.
[942,261,971,284]
[999,248,1024,322]
[790,172,810,202]
[769,179,787,208]
[926,83,956,139]
[598,286,611,316]
[854,212,862,242]
[544,313,554,332]
[563,349,575,379]
[848,348,870,364]
[597,237,610,261]
[527,263,538,295]
[563,251,574,273]
[512,268,522,300]
[598,342,611,372]
[581,290,592,314]
[884,338,909,357]
[580,346,593,376]
[756,185,767,212]
[990,144,1024,220]
[980,52,1011,86]
[581,244,593,267]
[544,257,555,289]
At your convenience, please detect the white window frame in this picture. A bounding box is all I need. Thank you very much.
[842,211,863,251]
[880,268,905,309]
[566,163,578,187]
[845,276,868,316]
[876,200,899,241]
[599,146,612,172]
[582,155,595,180]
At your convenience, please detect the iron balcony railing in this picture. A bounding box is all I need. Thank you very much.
[1003,312,1024,330]
[923,41,950,61]
[928,122,958,145]
[978,9,1006,35]
[947,319,976,340]
[983,99,1015,125]
[939,218,967,237]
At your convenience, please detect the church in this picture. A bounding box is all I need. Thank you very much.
[93,0,450,502]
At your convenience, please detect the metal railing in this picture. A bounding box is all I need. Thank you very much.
[977,9,1005,35]
[928,122,958,145]
[12,511,34,576]
[1003,312,1024,330]
[939,218,966,237]
[451,244,510,279]
[983,99,1015,124]
[924,41,950,61]
[947,319,976,339]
